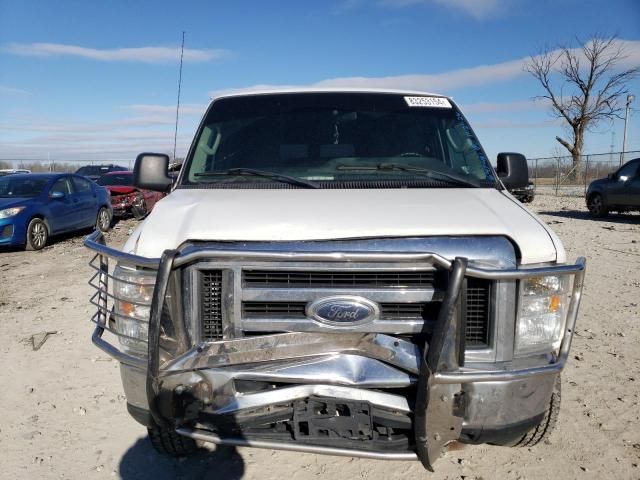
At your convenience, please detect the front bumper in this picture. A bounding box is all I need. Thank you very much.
[0,216,26,246]
[85,230,585,469]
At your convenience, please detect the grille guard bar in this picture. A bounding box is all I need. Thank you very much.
[84,229,586,466]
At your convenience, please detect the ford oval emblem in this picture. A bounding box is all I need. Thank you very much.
[307,296,379,326]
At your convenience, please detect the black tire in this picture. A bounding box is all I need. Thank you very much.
[587,193,608,218]
[25,218,48,251]
[148,426,200,457]
[96,206,111,232]
[513,376,561,447]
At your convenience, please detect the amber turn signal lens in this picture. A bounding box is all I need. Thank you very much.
[548,295,561,313]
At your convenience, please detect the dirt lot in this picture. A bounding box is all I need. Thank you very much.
[1,190,639,480]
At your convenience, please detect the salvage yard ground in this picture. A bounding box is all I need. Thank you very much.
[0,189,639,480]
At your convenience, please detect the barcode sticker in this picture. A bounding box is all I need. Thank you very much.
[404,96,452,108]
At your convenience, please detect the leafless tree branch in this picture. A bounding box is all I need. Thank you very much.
[526,34,639,174]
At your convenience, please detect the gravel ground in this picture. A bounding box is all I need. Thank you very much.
[0,191,639,480]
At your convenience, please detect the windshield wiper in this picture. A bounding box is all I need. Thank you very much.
[194,168,319,189]
[336,163,480,187]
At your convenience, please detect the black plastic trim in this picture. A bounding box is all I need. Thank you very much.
[459,413,545,446]
[127,403,153,427]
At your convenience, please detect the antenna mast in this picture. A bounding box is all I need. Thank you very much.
[173,31,185,162]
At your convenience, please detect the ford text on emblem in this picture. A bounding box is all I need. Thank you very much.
[307,296,379,326]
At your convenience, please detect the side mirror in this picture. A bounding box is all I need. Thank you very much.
[496,152,529,189]
[50,191,65,200]
[133,153,172,192]
[607,173,615,180]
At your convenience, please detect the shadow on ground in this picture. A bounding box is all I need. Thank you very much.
[538,209,640,225]
[119,438,245,479]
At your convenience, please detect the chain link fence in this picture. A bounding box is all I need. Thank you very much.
[1,151,638,197]
[527,150,640,197]
[0,157,134,173]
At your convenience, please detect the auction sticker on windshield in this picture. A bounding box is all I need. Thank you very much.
[404,96,452,108]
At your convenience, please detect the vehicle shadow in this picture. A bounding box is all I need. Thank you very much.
[119,438,245,479]
[538,209,640,225]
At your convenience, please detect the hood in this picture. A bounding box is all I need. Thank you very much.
[131,188,562,264]
[588,177,608,190]
[0,197,35,210]
[107,186,136,195]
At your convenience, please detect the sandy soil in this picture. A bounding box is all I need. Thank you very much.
[1,191,639,480]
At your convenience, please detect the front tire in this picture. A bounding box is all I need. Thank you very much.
[96,207,111,232]
[148,426,200,457]
[25,218,48,250]
[513,376,561,447]
[587,193,608,218]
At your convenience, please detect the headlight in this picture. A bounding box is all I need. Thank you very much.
[112,264,156,355]
[0,206,25,219]
[515,275,569,356]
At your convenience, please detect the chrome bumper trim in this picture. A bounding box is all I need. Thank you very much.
[201,382,412,414]
[85,228,586,382]
[84,230,585,280]
[175,427,418,461]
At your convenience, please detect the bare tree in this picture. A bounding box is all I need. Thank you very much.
[526,35,639,177]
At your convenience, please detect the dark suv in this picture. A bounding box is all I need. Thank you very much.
[586,158,640,217]
[75,164,127,182]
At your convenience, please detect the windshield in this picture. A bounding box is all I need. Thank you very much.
[77,165,117,176]
[0,176,49,198]
[181,93,496,188]
[97,173,133,186]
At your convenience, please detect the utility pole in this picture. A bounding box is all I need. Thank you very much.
[621,94,635,166]
[609,131,615,162]
[173,31,185,163]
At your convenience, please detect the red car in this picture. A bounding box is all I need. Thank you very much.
[96,171,165,219]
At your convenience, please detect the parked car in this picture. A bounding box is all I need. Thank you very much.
[0,173,112,250]
[586,157,640,217]
[96,171,164,219]
[508,181,535,203]
[84,90,586,471]
[0,169,31,176]
[75,164,127,182]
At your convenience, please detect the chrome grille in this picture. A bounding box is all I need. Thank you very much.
[243,270,438,288]
[242,301,427,321]
[464,279,491,347]
[201,270,223,341]
[199,264,491,347]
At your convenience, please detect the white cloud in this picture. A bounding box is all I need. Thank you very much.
[210,39,640,98]
[461,99,548,114]
[1,42,228,63]
[209,57,525,98]
[0,116,175,133]
[473,118,560,129]
[0,130,194,162]
[123,103,207,115]
[378,0,503,19]
[0,84,29,95]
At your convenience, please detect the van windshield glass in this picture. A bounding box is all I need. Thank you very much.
[182,93,496,188]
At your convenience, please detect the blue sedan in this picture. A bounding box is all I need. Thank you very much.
[0,173,113,250]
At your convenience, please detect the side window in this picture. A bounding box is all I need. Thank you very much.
[73,176,93,193]
[51,177,73,195]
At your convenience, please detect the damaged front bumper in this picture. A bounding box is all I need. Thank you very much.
[85,230,585,469]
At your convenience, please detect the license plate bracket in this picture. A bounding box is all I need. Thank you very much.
[293,396,373,441]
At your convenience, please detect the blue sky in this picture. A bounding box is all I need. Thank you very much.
[1,0,639,164]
